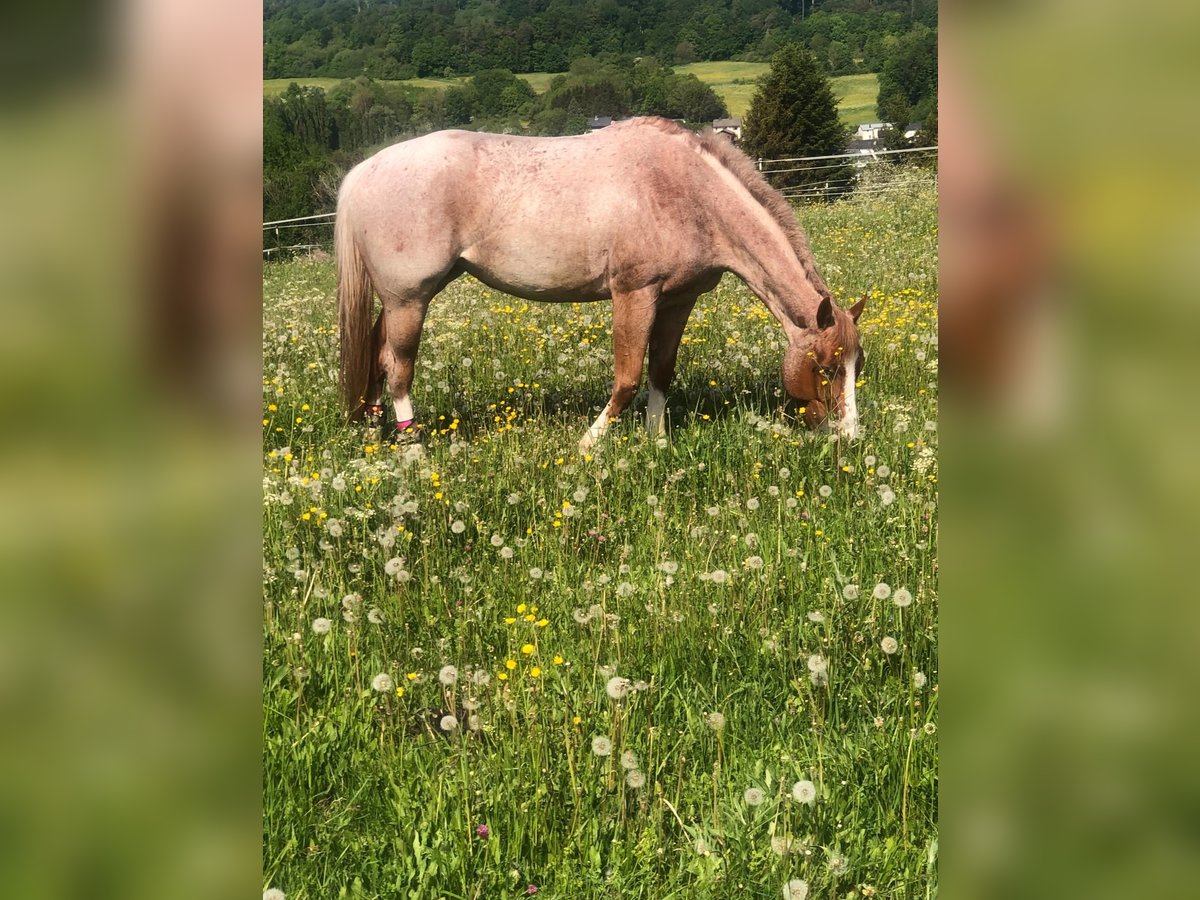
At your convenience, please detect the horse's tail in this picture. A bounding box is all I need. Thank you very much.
[335,181,374,417]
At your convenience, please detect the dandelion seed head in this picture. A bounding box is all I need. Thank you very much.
[625,769,646,789]
[743,787,766,806]
[782,878,809,900]
[311,617,332,635]
[791,779,816,805]
[500,546,514,559]
[606,676,631,700]
[842,583,860,600]
[770,835,795,856]
[893,587,913,608]
[704,711,726,731]
[881,636,899,654]
[451,519,466,534]
[264,889,287,900]
[371,673,394,693]
[620,749,639,770]
[439,714,459,732]
[818,484,832,498]
[367,607,384,624]
[876,464,891,478]
[913,671,927,688]
[438,665,459,686]
[872,582,891,600]
[591,735,613,756]
[806,654,828,675]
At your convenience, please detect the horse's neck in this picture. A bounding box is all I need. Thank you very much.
[715,198,821,336]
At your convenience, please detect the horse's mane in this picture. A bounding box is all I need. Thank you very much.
[626,118,834,305]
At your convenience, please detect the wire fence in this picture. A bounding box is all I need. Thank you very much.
[263,145,936,256]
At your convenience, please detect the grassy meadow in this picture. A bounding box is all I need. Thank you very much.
[264,65,879,125]
[262,173,938,899]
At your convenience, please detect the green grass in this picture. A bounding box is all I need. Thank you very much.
[830,74,883,127]
[675,63,878,124]
[264,72,558,97]
[262,175,938,899]
[263,64,877,124]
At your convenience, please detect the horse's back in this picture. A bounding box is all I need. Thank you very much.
[341,121,723,302]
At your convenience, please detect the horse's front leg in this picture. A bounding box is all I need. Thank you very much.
[646,294,698,438]
[579,284,660,453]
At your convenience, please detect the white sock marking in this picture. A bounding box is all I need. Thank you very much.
[394,395,414,423]
[579,402,613,451]
[646,388,667,435]
[839,351,860,439]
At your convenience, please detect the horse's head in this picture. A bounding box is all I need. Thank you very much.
[782,295,867,438]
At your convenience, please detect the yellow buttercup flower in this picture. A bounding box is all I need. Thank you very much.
[520,644,535,656]
[505,659,517,670]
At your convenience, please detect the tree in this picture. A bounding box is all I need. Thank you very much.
[741,44,849,190]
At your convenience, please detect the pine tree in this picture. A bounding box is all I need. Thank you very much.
[741,44,849,192]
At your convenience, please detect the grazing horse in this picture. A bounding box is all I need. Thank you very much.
[336,117,866,449]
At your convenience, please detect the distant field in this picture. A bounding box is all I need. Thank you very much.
[675,61,770,118]
[264,72,557,97]
[264,65,878,125]
[677,63,878,124]
[830,74,881,127]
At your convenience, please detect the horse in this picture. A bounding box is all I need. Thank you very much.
[335,117,866,450]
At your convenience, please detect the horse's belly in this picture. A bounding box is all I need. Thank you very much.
[461,246,610,303]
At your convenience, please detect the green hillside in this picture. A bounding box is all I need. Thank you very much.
[265,65,879,125]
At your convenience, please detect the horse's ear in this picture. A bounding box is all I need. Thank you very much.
[849,294,867,323]
[816,296,836,329]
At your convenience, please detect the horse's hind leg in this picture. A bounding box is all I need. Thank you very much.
[378,299,431,439]
[579,284,660,453]
[646,294,698,437]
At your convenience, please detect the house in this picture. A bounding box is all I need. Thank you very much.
[904,122,924,141]
[588,115,613,130]
[855,122,885,141]
[845,138,879,155]
[845,138,879,167]
[712,117,742,141]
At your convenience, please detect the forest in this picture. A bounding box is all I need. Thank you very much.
[263,1,937,236]
[265,0,937,80]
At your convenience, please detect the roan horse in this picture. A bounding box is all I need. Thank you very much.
[336,117,866,450]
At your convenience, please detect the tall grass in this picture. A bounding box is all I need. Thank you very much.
[262,175,937,899]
